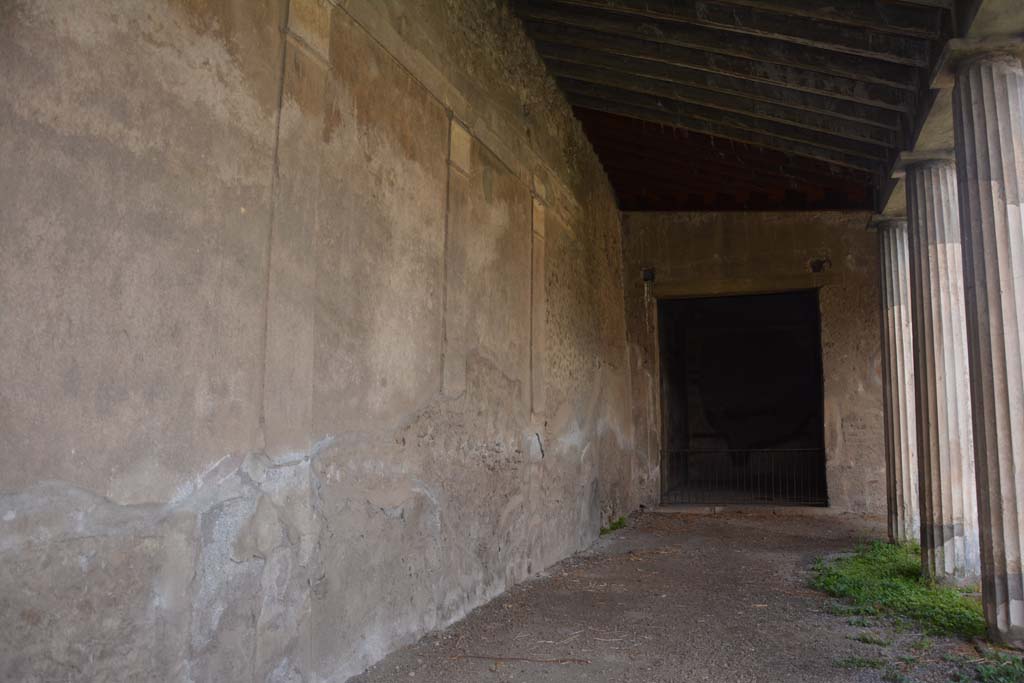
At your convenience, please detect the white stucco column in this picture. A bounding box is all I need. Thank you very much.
[953,51,1024,646]
[878,218,920,543]
[905,157,981,585]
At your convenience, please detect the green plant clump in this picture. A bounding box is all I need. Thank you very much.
[882,667,913,683]
[812,541,985,638]
[600,516,627,535]
[974,653,1024,683]
[852,631,891,646]
[834,656,886,669]
[911,637,933,651]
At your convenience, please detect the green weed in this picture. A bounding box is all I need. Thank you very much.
[911,637,933,651]
[812,542,985,638]
[974,653,1024,683]
[825,600,877,617]
[600,516,627,536]
[882,667,913,683]
[834,656,886,669]
[852,631,891,646]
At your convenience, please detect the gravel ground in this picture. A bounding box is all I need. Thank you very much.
[352,510,986,683]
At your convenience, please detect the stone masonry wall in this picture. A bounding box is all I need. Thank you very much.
[621,212,887,518]
[0,1,637,680]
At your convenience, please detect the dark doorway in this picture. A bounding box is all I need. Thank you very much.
[659,290,827,506]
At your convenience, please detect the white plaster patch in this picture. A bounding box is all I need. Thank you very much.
[190,496,261,651]
[168,453,234,506]
[2,510,15,522]
[169,479,197,507]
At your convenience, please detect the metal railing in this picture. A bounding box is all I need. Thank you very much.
[661,448,828,506]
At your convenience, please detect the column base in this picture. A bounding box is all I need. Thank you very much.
[922,521,981,587]
[990,623,1024,651]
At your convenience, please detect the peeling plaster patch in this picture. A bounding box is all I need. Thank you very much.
[411,481,442,533]
[268,656,303,683]
[169,453,236,506]
[0,449,321,681]
[170,479,197,506]
[268,433,339,467]
[311,434,337,453]
[193,499,261,650]
[557,422,587,451]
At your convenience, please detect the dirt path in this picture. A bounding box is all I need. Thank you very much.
[352,511,975,682]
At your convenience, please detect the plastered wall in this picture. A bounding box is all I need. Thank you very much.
[621,212,887,518]
[0,1,638,679]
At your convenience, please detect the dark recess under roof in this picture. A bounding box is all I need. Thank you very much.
[512,0,961,211]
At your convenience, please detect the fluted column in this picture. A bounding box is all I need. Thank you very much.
[879,219,921,543]
[905,158,981,584]
[953,52,1024,646]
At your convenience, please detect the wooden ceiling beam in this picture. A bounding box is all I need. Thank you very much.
[560,79,892,160]
[574,108,877,179]
[710,0,944,38]
[524,22,916,112]
[550,61,899,147]
[567,92,885,172]
[576,110,876,179]
[536,0,932,66]
[516,1,921,89]
[538,44,903,130]
[891,0,952,7]
[579,128,867,188]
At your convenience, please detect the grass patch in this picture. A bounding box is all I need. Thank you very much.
[826,601,877,617]
[812,541,985,638]
[957,653,1024,683]
[852,631,891,646]
[911,637,933,651]
[882,668,913,683]
[600,516,627,536]
[834,656,886,669]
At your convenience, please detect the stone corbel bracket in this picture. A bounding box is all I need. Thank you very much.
[889,149,956,180]
[931,35,1024,88]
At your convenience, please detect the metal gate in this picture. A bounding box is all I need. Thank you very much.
[662,448,828,506]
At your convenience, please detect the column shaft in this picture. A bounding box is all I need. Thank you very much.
[879,220,921,543]
[906,159,981,584]
[953,53,1024,646]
